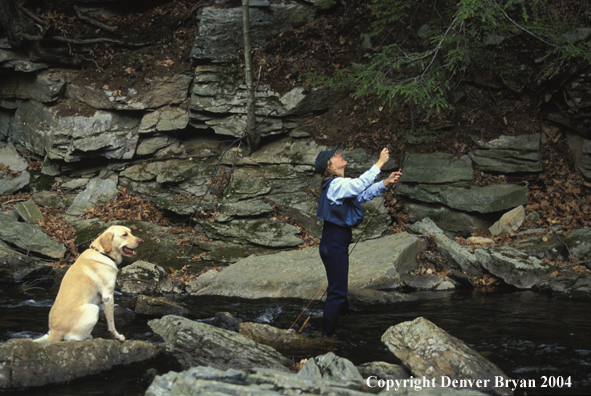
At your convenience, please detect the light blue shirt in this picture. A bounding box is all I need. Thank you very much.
[326,165,386,205]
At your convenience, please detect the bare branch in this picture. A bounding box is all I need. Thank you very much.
[22,33,150,47]
[74,5,117,33]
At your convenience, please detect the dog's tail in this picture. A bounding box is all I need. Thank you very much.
[33,330,63,342]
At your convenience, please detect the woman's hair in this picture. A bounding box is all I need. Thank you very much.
[320,159,341,188]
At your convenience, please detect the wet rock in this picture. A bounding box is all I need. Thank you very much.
[238,323,337,356]
[213,312,242,331]
[187,233,427,299]
[469,134,543,173]
[0,215,66,259]
[534,273,591,300]
[0,338,164,389]
[382,317,512,396]
[117,260,173,295]
[145,366,370,396]
[298,352,362,382]
[148,315,293,371]
[400,274,457,291]
[405,217,480,276]
[489,205,525,236]
[129,295,188,317]
[66,178,118,216]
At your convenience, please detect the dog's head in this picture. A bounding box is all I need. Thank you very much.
[92,225,143,264]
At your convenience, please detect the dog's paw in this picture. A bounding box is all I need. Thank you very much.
[112,332,125,342]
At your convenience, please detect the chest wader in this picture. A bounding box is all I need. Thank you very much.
[319,220,352,337]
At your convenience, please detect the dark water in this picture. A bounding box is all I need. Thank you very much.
[1,282,590,395]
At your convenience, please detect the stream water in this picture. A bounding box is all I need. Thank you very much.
[1,282,590,396]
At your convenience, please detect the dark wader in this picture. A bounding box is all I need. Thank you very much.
[319,220,352,337]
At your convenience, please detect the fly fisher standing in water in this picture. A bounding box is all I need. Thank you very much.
[314,146,402,338]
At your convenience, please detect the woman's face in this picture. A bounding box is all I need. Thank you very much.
[329,152,347,173]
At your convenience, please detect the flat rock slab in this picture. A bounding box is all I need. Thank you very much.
[187,233,427,300]
[0,338,164,389]
[0,214,66,259]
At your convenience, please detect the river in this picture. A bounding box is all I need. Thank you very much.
[1,282,590,395]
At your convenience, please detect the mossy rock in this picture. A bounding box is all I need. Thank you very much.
[72,220,206,272]
[27,170,56,192]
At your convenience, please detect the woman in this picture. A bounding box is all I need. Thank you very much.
[314,145,401,337]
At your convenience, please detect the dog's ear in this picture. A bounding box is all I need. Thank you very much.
[97,230,114,253]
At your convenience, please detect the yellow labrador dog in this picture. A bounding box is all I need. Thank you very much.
[35,225,143,342]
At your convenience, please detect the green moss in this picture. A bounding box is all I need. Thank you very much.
[27,170,56,192]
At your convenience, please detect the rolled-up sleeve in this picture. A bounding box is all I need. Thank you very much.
[327,165,383,204]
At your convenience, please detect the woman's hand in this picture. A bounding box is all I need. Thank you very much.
[376,148,390,169]
[383,170,402,187]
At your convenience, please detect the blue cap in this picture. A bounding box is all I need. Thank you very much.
[314,145,338,174]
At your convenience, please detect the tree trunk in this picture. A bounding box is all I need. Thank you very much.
[242,0,260,153]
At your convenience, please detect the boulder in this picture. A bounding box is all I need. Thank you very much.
[197,218,304,248]
[0,215,66,259]
[117,261,173,295]
[187,233,427,299]
[382,317,512,396]
[474,246,571,289]
[0,338,164,389]
[148,315,293,371]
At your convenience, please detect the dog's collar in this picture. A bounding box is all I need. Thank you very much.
[91,246,116,263]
